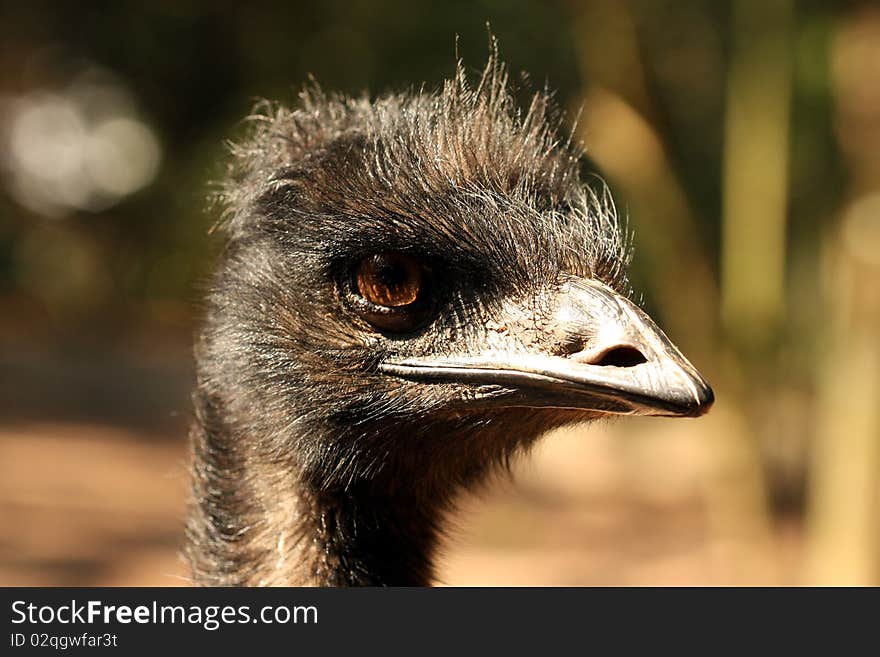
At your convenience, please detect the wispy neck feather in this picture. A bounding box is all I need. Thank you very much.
[186,395,568,585]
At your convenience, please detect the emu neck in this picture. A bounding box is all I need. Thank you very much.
[188,416,460,586]
[289,483,441,586]
[188,400,548,586]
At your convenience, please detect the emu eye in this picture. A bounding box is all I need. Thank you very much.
[349,253,433,333]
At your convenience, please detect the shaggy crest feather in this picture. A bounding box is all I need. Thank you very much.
[215,54,631,294]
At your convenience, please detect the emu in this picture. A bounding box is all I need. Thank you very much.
[186,57,713,586]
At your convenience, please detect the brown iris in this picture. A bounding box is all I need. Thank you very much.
[350,253,432,333]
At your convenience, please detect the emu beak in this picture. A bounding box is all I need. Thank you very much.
[380,278,714,417]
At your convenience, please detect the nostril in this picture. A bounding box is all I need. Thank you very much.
[595,346,647,368]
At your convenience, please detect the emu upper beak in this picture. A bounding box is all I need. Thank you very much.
[380,278,714,417]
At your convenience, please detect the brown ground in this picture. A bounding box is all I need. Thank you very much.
[0,411,804,586]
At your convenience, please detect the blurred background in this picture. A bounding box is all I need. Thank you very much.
[1,0,878,586]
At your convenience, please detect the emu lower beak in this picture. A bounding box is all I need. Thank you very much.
[380,279,714,417]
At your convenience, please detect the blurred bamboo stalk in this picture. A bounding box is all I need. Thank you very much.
[570,0,718,358]
[574,86,718,358]
[721,0,794,348]
[804,7,880,586]
[571,0,777,581]
[804,201,880,585]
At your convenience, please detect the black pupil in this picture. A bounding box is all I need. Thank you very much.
[374,256,408,290]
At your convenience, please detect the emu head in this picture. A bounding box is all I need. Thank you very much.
[197,60,713,510]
